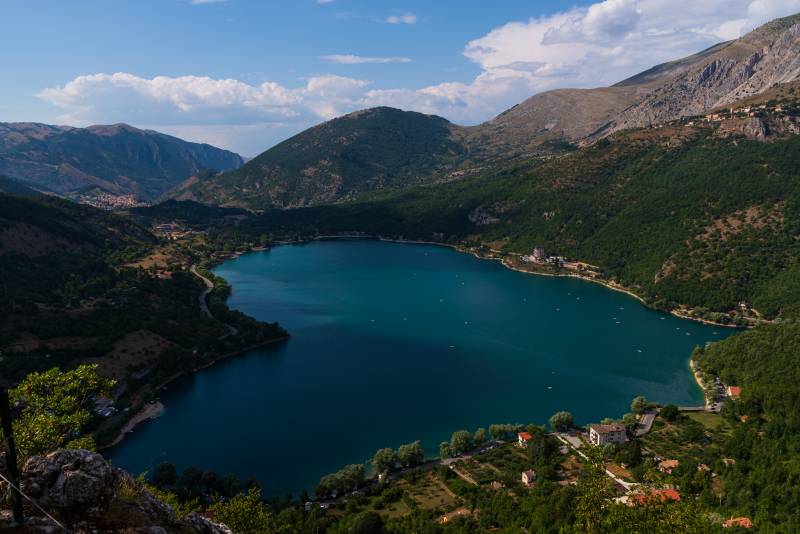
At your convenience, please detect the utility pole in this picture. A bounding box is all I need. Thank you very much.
[0,389,25,526]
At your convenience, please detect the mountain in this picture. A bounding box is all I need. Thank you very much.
[0,122,244,202]
[244,95,800,323]
[0,191,155,260]
[174,15,800,210]
[603,13,800,136]
[0,174,42,197]
[171,107,468,208]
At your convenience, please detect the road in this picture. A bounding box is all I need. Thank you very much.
[190,265,214,317]
[635,411,657,437]
[555,433,639,492]
[190,265,238,338]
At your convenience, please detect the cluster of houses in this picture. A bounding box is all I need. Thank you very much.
[700,102,792,123]
[520,246,566,267]
[509,406,755,527]
[153,221,192,241]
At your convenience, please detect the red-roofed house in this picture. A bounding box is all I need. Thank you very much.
[518,432,533,447]
[658,459,680,474]
[727,386,742,400]
[630,489,681,506]
[723,517,754,529]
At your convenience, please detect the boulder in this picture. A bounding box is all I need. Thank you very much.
[0,449,231,534]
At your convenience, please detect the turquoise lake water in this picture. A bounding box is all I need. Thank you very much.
[108,240,730,496]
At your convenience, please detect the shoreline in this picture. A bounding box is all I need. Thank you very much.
[99,335,289,451]
[689,358,712,409]
[104,235,740,450]
[103,400,165,449]
[287,235,745,329]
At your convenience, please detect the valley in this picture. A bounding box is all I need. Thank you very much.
[2,8,800,533]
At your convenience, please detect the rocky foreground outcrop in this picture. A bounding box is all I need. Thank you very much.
[0,449,231,533]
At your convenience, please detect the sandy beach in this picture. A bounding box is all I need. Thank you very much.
[103,400,164,449]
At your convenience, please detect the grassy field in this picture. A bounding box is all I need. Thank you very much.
[686,411,729,433]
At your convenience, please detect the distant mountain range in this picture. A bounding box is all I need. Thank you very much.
[174,13,800,209]
[0,122,244,202]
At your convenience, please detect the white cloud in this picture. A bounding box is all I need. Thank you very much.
[316,0,335,4]
[190,0,226,4]
[386,13,417,24]
[320,54,412,64]
[37,0,800,155]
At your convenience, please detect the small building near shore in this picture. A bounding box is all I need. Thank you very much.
[518,431,533,447]
[589,424,627,446]
[533,246,546,261]
[521,470,537,486]
[727,386,742,400]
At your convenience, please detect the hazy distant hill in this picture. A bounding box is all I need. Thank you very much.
[0,174,42,197]
[0,122,244,202]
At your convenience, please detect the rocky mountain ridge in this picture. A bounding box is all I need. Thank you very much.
[604,14,800,135]
[0,122,244,203]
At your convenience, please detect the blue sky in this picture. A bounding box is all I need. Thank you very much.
[3,0,799,156]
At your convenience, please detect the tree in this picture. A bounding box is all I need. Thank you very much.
[372,448,396,474]
[450,430,473,455]
[661,404,679,422]
[489,424,505,440]
[631,395,648,415]
[572,447,616,534]
[340,464,366,491]
[7,364,114,461]
[622,413,637,426]
[152,462,178,487]
[473,427,487,445]
[209,488,277,534]
[396,441,424,467]
[549,411,574,432]
[349,511,385,534]
[439,442,451,459]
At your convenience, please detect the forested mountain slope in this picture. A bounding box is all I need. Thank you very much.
[172,107,470,208]
[244,97,800,323]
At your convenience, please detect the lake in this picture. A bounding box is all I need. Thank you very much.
[108,239,730,496]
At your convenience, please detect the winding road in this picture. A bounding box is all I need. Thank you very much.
[190,265,238,338]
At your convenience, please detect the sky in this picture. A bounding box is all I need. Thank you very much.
[3,0,800,156]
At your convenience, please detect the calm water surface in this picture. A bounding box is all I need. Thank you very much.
[108,240,730,495]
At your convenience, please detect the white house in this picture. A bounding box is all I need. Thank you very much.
[589,424,627,446]
[521,470,536,486]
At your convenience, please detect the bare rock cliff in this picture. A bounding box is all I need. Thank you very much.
[606,18,800,134]
[0,449,231,533]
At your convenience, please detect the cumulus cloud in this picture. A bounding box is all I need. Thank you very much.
[37,0,800,154]
[386,13,417,24]
[320,54,412,64]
